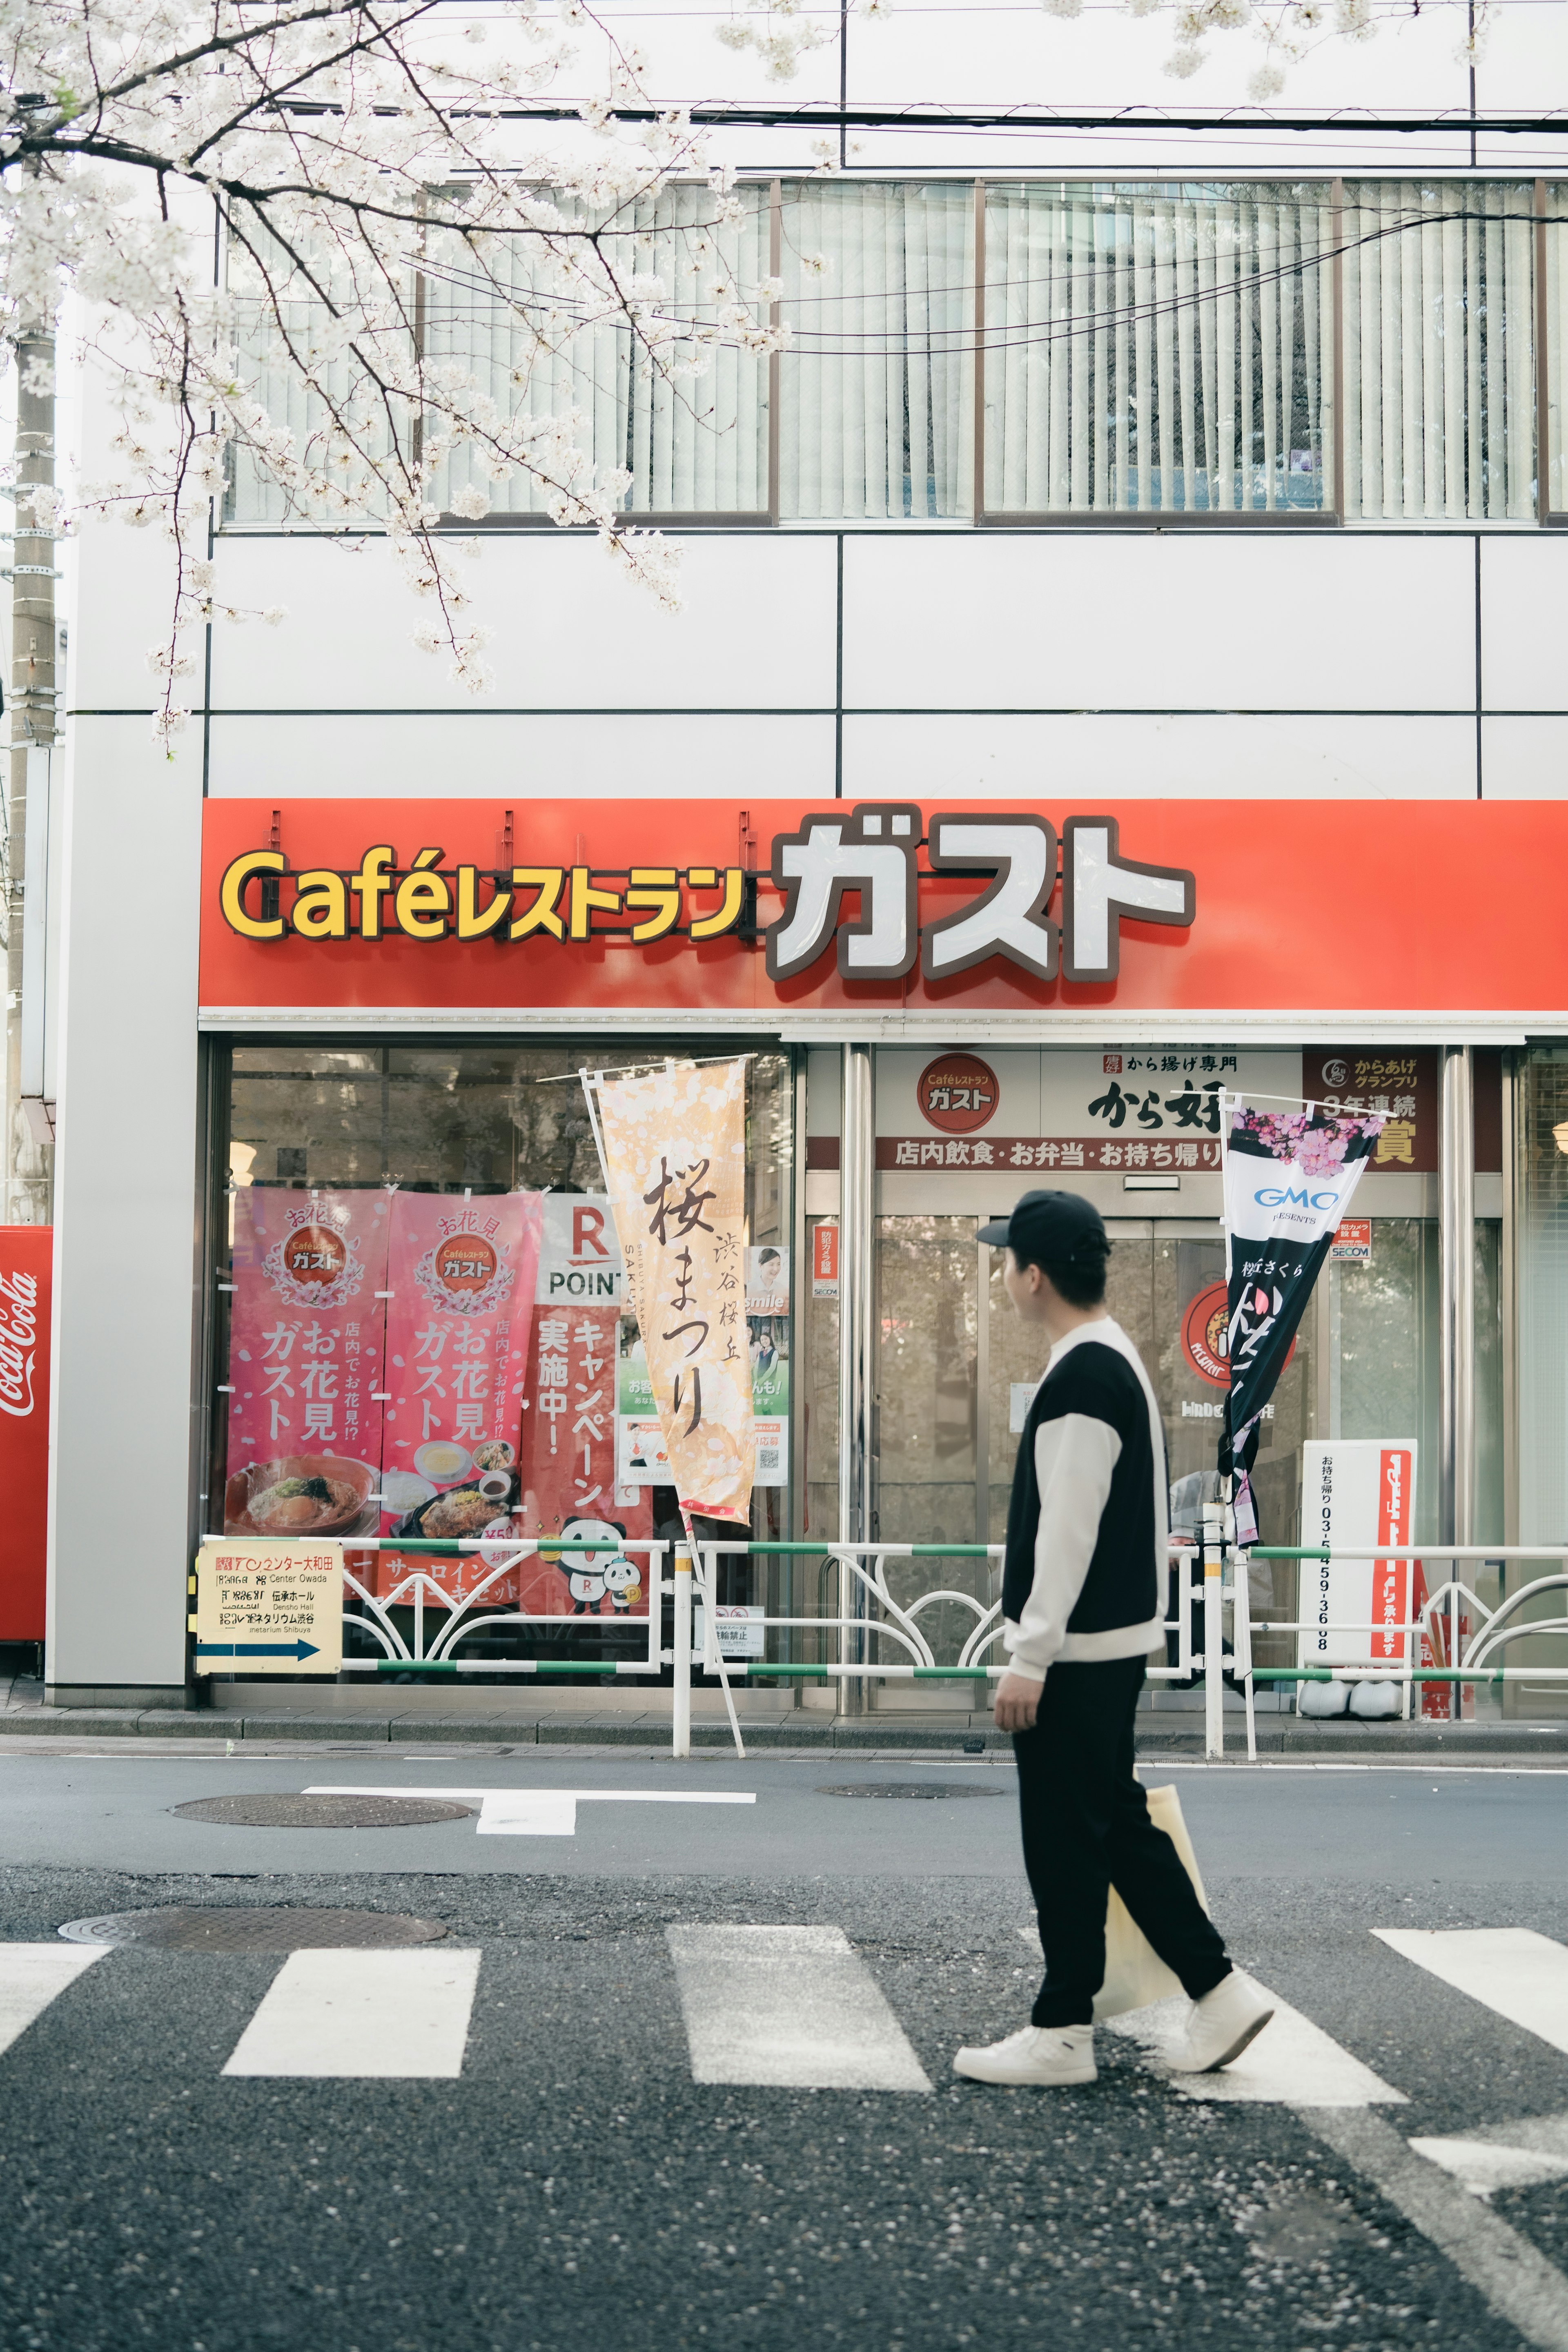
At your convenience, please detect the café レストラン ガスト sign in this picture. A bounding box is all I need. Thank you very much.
[200,796,1568,1022]
[217,805,1194,987]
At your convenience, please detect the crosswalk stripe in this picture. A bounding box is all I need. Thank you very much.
[0,1945,105,2059]
[221,1948,481,2079]
[1408,2111,1568,2201]
[1373,1929,1568,2058]
[666,1924,932,2092]
[1106,1976,1405,2107]
[305,1786,757,1837]
[1304,2107,1568,2352]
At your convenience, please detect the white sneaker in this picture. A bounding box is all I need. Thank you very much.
[953,2024,1097,2087]
[1168,1971,1274,2074]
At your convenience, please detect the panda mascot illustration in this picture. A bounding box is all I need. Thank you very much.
[603,1555,643,1614]
[557,1515,630,1615]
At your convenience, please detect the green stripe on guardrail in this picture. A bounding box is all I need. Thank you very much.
[367,1659,646,1675]
[1248,1667,1501,1683]
[714,1542,996,1557]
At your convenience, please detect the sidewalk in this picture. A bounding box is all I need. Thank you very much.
[2,1673,1564,1757]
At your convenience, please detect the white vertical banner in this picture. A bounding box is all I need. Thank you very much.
[1298,1439,1419,1669]
[594,1060,755,1525]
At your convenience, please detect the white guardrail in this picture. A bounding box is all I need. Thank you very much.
[683,1531,1568,1761]
[205,1527,1568,1764]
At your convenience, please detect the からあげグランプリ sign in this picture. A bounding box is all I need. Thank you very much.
[193,1540,344,1674]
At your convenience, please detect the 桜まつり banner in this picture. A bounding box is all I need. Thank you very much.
[597,1061,754,1525]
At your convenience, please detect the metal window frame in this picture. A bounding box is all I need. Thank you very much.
[222,172,1568,538]
[433,177,782,532]
[1536,180,1568,527]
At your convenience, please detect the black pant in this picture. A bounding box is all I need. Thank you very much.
[1015,1656,1231,2028]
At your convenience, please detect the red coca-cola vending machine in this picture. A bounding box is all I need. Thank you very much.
[0,1226,50,1638]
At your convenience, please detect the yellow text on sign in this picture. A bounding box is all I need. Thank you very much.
[194,1540,344,1676]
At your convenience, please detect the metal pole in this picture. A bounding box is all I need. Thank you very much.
[1440,1044,1475,1722]
[837,1042,874,1717]
[1203,1526,1224,1760]
[5,306,57,1222]
[672,1544,692,1758]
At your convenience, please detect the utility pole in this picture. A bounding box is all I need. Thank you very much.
[3,312,58,1225]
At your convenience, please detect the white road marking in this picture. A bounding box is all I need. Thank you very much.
[0,1945,105,2058]
[1409,2112,1568,2200]
[222,1948,481,2079]
[1303,2106,1568,2352]
[305,1785,757,1837]
[1105,1977,1405,2107]
[1142,1762,1568,1775]
[1374,1928,1568,2057]
[666,1924,932,2093]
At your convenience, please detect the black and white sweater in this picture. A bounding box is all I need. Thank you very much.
[1001,1317,1168,1684]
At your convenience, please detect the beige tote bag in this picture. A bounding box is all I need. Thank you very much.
[1092,1783,1211,2021]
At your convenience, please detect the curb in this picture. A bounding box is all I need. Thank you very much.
[1,1705,1564,1759]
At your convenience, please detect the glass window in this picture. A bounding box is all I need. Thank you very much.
[216,1040,794,1672]
[223,178,1568,532]
[226,186,772,526]
[778,180,975,519]
[1341,180,1536,521]
[1512,1047,1568,1711]
[1519,1047,1568,1544]
[984,182,1333,516]
[1545,190,1568,514]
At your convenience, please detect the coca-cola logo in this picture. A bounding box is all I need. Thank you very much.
[0,1267,39,1420]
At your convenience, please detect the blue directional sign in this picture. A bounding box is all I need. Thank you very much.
[194,1639,321,1662]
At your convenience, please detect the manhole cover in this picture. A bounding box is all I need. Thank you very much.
[58,1908,449,1951]
[171,1794,473,1830]
[814,1782,1005,1800]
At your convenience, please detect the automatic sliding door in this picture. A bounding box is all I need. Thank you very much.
[874,1215,982,1699]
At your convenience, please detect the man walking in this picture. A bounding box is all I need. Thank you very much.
[954,1190,1272,2088]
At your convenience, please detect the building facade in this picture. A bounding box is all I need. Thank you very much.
[34,155,1568,1713]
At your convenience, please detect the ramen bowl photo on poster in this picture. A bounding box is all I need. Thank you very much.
[224,1453,377,1537]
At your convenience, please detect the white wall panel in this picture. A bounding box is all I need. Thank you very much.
[47,719,203,1696]
[842,711,1477,801]
[205,713,836,798]
[1480,536,1568,712]
[208,532,836,713]
[847,1,1470,174]
[842,534,1476,715]
[1479,718,1568,797]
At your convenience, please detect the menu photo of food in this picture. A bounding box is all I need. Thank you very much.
[388,1436,519,1539]
[225,1452,380,1538]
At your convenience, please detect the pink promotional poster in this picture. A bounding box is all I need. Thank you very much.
[375,1191,545,1603]
[225,1186,662,1619]
[223,1190,391,1544]
[512,1193,655,1620]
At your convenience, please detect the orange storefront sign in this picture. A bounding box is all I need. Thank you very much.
[200,798,1568,1019]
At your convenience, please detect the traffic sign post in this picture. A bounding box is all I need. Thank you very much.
[192,1540,344,1676]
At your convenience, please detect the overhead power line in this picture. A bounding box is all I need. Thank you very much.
[278,100,1568,140]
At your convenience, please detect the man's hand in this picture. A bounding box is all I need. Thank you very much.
[993,1670,1042,1733]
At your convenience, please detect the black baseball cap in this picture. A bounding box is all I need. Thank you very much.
[978,1189,1109,1265]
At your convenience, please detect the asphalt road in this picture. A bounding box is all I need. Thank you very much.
[0,1751,1565,2352]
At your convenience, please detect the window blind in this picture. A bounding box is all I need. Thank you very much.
[982,183,1333,515]
[777,180,973,519]
[1341,181,1535,521]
